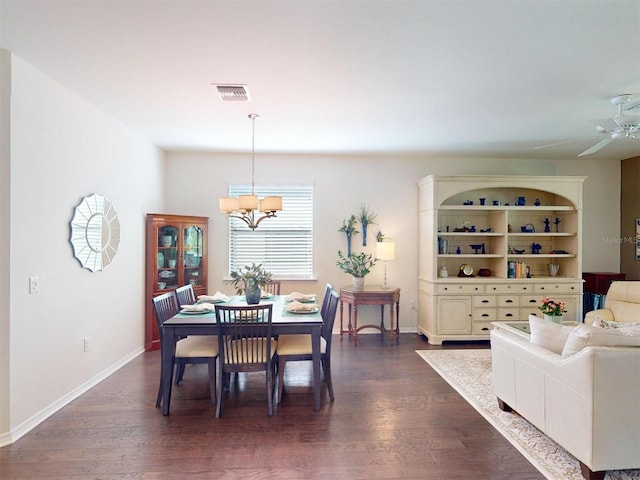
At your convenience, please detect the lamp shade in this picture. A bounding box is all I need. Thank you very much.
[238,194,259,212]
[376,241,395,261]
[260,196,282,213]
[219,197,239,213]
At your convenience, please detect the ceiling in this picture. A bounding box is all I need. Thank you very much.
[1,0,640,161]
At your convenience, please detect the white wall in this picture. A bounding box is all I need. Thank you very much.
[165,152,621,331]
[1,54,164,444]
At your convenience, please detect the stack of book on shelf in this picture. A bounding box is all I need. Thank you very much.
[507,261,530,278]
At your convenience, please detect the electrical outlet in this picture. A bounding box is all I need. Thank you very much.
[29,276,40,294]
[83,337,91,352]
[410,300,416,310]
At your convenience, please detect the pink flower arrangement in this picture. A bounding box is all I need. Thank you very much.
[539,298,567,316]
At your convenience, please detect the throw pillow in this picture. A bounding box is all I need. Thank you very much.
[562,324,640,357]
[528,315,575,355]
[592,317,640,335]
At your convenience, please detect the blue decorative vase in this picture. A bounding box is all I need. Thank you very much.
[245,278,261,305]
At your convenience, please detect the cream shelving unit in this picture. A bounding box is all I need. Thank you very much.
[418,175,585,345]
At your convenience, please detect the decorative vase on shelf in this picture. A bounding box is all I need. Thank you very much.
[543,313,563,324]
[352,276,364,290]
[245,278,261,305]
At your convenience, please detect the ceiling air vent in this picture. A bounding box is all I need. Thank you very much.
[213,84,251,101]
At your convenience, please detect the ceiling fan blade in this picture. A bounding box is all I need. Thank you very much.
[534,137,590,150]
[577,138,613,157]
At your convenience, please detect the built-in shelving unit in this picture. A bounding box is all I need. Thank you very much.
[418,175,585,345]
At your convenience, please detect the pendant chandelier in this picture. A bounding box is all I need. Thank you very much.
[219,114,282,230]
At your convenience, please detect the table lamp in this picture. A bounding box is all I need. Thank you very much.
[376,240,395,290]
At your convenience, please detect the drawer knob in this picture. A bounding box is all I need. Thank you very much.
[481,313,489,317]
[529,299,537,303]
[505,299,513,303]
[481,327,489,331]
[482,300,489,303]
[505,313,513,317]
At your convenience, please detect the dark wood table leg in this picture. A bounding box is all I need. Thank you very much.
[353,304,359,346]
[161,329,176,416]
[395,300,400,343]
[311,325,321,411]
[339,299,345,340]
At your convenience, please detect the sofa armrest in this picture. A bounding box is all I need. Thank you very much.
[584,308,614,325]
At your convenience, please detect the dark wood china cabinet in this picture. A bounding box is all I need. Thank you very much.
[145,214,209,351]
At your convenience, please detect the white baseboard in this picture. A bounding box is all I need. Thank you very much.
[0,347,144,447]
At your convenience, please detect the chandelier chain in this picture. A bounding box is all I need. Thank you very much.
[250,113,258,195]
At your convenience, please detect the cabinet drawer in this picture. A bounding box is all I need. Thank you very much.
[473,308,497,321]
[498,295,520,307]
[472,322,493,335]
[520,307,541,320]
[436,284,484,294]
[534,283,580,294]
[473,296,497,307]
[486,283,534,294]
[498,308,519,321]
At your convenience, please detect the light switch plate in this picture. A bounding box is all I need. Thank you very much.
[29,276,39,294]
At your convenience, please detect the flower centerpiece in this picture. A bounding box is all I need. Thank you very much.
[337,250,378,289]
[539,297,567,323]
[230,263,272,304]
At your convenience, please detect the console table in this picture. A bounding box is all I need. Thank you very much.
[339,286,400,346]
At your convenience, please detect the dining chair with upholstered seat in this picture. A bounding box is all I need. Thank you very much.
[173,283,209,384]
[276,288,340,404]
[175,284,196,306]
[263,280,281,296]
[214,303,276,417]
[152,291,218,408]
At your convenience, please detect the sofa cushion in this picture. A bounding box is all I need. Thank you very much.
[562,323,640,357]
[528,315,575,354]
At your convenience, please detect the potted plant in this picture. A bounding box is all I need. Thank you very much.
[357,205,377,246]
[230,263,273,304]
[339,215,359,256]
[538,297,567,323]
[337,250,378,289]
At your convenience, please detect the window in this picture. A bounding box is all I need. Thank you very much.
[228,185,313,279]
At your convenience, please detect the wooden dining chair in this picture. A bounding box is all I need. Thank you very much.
[276,289,340,404]
[320,282,333,319]
[263,280,281,296]
[175,284,196,306]
[214,304,276,417]
[152,292,218,407]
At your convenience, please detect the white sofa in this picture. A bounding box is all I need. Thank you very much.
[490,281,640,480]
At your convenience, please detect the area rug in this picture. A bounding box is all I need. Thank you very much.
[416,349,640,480]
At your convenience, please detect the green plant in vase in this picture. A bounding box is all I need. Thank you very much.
[339,215,359,256]
[357,205,377,247]
[230,263,272,304]
[337,250,378,289]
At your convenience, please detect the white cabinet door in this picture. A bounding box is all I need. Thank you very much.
[437,296,472,334]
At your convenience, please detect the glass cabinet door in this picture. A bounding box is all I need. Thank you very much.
[157,224,179,291]
[183,225,204,287]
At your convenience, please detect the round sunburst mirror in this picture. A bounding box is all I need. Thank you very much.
[70,193,120,272]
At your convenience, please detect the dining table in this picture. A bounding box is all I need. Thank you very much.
[160,294,324,415]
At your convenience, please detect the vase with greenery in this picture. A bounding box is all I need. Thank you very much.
[339,215,359,256]
[337,250,378,289]
[357,205,377,247]
[230,263,273,304]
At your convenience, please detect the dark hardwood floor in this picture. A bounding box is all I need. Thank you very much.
[0,333,543,479]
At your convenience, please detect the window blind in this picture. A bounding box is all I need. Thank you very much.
[228,185,314,279]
